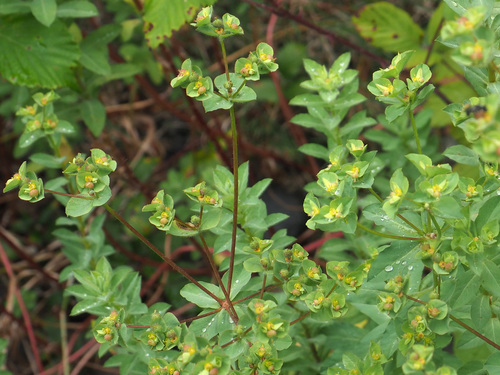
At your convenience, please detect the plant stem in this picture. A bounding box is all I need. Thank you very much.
[45,189,93,200]
[233,79,247,97]
[219,39,231,83]
[369,188,383,202]
[199,233,239,323]
[368,188,424,235]
[428,211,442,238]
[259,274,267,299]
[103,204,224,305]
[227,105,239,297]
[409,110,422,154]
[357,222,423,241]
[290,311,310,325]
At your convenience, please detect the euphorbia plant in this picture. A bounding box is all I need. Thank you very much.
[4,1,500,374]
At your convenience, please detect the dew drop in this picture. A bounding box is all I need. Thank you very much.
[408,265,414,271]
[211,318,215,322]
[451,0,457,6]
[395,260,401,265]
[235,280,240,284]
[208,322,212,326]
[202,328,207,333]
[402,261,407,265]
[385,265,394,272]
[229,318,234,324]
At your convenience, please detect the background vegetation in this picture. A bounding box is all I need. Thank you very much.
[1,0,499,374]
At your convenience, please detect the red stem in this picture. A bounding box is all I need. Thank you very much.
[0,242,44,372]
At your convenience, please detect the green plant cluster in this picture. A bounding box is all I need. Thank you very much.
[4,1,500,375]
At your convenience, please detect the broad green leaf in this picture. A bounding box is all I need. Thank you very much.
[289,94,325,107]
[80,24,121,75]
[56,1,98,18]
[463,66,489,96]
[363,203,420,237]
[0,1,31,15]
[475,196,500,230]
[29,153,66,168]
[66,196,93,217]
[0,15,79,88]
[180,281,221,309]
[231,86,256,103]
[470,295,491,330]
[291,113,323,130]
[432,196,464,219]
[18,130,44,148]
[31,0,56,27]
[485,352,500,374]
[143,0,217,48]
[443,145,480,166]
[222,264,251,299]
[202,94,232,112]
[298,143,329,160]
[481,259,500,298]
[88,63,142,90]
[199,207,222,231]
[81,99,106,136]
[352,2,423,52]
[367,241,422,290]
[70,298,108,315]
[91,187,112,207]
[449,269,480,309]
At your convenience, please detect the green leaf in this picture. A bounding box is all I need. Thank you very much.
[298,143,329,160]
[432,196,463,219]
[81,99,106,136]
[385,104,407,123]
[289,94,325,107]
[0,1,31,15]
[231,86,256,103]
[31,0,56,27]
[222,264,251,299]
[56,1,98,18]
[291,113,322,129]
[202,93,232,112]
[470,295,491,330]
[66,196,93,217]
[485,352,500,374]
[0,15,79,88]
[463,66,489,96]
[476,196,500,230]
[352,2,423,52]
[363,204,420,237]
[18,130,44,148]
[443,145,480,166]
[143,0,217,48]
[80,24,121,75]
[199,207,222,231]
[449,269,480,309]
[29,153,66,168]
[180,281,221,309]
[481,260,500,299]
